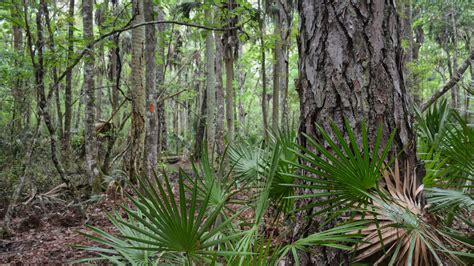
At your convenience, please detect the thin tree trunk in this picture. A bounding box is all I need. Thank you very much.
[401,0,416,104]
[272,15,281,131]
[62,0,75,158]
[443,9,457,109]
[24,1,68,187]
[205,8,216,154]
[225,55,235,142]
[238,71,246,129]
[11,4,24,138]
[223,0,237,142]
[42,0,63,139]
[95,2,108,120]
[144,0,158,177]
[193,89,207,159]
[127,0,146,178]
[110,0,120,127]
[276,0,292,128]
[258,0,268,142]
[156,8,166,157]
[465,36,472,121]
[450,2,459,110]
[412,24,424,105]
[215,32,225,156]
[74,83,84,129]
[83,0,101,193]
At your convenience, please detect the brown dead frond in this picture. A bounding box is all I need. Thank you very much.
[352,161,472,265]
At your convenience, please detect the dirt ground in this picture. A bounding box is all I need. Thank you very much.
[0,191,123,264]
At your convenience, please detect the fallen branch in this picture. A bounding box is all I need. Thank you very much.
[421,50,474,112]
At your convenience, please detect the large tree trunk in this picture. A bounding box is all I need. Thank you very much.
[127,0,146,179]
[82,0,101,192]
[143,0,157,177]
[297,1,417,264]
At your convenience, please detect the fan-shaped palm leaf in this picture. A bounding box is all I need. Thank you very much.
[77,171,246,264]
[285,121,395,218]
[352,161,473,265]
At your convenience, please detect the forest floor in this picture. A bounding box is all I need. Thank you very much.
[0,160,191,264]
[0,189,124,264]
[0,160,285,264]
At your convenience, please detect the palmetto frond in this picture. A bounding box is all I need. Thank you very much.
[426,188,473,211]
[77,171,246,264]
[286,121,395,218]
[278,221,367,266]
[353,161,473,265]
[228,128,298,213]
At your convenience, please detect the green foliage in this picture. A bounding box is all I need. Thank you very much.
[417,101,474,189]
[228,128,298,213]
[286,121,395,218]
[426,188,473,212]
[78,171,246,264]
[277,221,366,266]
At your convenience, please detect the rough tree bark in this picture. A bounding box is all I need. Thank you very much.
[297,1,417,264]
[127,0,146,179]
[83,0,101,192]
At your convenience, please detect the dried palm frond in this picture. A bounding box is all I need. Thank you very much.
[353,161,473,265]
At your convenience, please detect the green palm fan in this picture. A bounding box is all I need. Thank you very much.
[77,170,246,264]
[284,120,395,219]
[277,221,367,266]
[228,128,299,213]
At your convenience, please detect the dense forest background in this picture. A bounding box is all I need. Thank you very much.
[0,0,472,264]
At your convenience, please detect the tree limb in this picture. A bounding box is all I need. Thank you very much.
[53,20,246,92]
[421,49,474,112]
